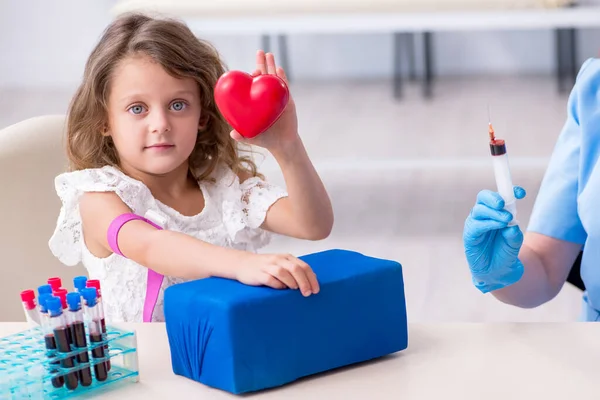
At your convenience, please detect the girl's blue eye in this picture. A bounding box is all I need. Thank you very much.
[129,105,145,115]
[171,101,186,111]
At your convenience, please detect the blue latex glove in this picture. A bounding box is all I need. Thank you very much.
[463,186,527,294]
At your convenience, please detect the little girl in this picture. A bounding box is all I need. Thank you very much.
[48,13,334,323]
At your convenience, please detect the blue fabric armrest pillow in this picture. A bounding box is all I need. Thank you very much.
[164,249,408,394]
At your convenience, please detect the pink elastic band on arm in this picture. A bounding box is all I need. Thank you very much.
[107,213,162,256]
[107,212,164,323]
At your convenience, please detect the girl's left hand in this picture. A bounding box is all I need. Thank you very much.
[230,50,300,156]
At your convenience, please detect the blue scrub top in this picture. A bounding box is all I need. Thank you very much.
[528,57,600,321]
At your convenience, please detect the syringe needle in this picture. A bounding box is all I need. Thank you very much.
[487,105,495,141]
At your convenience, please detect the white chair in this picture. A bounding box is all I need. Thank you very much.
[0,115,86,322]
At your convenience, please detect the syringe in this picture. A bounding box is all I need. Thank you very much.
[488,121,518,226]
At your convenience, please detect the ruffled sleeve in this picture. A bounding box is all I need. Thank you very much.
[48,166,159,266]
[218,166,288,250]
[239,176,288,228]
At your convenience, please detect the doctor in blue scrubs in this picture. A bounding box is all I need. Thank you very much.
[463,58,600,321]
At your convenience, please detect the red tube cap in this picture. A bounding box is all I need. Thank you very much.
[20,290,36,310]
[53,288,68,309]
[47,277,62,291]
[86,280,102,297]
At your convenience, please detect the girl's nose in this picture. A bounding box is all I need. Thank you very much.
[149,110,171,134]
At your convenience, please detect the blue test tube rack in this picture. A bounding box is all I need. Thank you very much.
[0,324,139,399]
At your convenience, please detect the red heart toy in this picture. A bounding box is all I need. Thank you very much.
[214,70,290,139]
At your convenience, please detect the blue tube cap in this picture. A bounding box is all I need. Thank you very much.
[37,284,52,296]
[81,288,97,307]
[66,292,81,311]
[73,276,87,292]
[38,293,52,312]
[46,297,62,315]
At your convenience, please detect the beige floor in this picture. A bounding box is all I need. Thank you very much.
[0,75,584,322]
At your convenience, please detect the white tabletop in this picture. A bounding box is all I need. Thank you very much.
[110,0,600,35]
[2,322,599,399]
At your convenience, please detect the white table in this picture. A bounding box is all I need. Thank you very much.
[111,2,600,98]
[2,322,600,399]
[111,1,600,34]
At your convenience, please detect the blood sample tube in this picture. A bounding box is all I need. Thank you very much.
[85,280,106,331]
[38,284,53,297]
[46,296,78,390]
[38,293,52,331]
[81,288,108,381]
[39,293,63,389]
[66,292,92,387]
[73,277,88,326]
[86,280,101,298]
[85,280,110,371]
[73,276,87,295]
[52,289,68,309]
[37,284,53,323]
[52,289,72,344]
[42,296,64,389]
[47,277,62,292]
[20,290,39,327]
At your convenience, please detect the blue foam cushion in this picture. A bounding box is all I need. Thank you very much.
[164,249,408,394]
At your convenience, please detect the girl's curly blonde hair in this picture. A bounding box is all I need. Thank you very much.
[66,12,260,182]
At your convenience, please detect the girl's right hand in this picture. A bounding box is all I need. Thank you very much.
[235,253,320,297]
[463,186,527,294]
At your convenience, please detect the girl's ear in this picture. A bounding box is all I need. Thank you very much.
[101,124,111,137]
[198,112,209,131]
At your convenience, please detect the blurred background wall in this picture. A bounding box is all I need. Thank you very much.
[2,0,600,89]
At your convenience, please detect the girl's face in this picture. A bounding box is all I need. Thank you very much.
[106,54,202,178]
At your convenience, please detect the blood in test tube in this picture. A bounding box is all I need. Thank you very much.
[86,280,110,371]
[46,296,78,390]
[82,288,108,381]
[40,294,63,388]
[47,277,62,292]
[67,292,92,387]
[53,289,72,344]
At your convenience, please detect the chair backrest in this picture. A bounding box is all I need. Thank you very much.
[0,115,86,322]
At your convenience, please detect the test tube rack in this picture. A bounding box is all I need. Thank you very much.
[0,324,139,399]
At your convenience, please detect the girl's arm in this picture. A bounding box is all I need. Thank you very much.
[79,191,320,295]
[80,191,247,280]
[234,50,334,241]
[492,232,582,308]
[241,137,334,241]
[266,139,334,240]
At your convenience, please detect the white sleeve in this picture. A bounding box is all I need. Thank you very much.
[219,167,288,250]
[48,166,158,266]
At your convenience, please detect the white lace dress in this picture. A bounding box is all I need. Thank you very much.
[48,164,288,323]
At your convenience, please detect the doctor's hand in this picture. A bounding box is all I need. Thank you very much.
[463,186,527,294]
